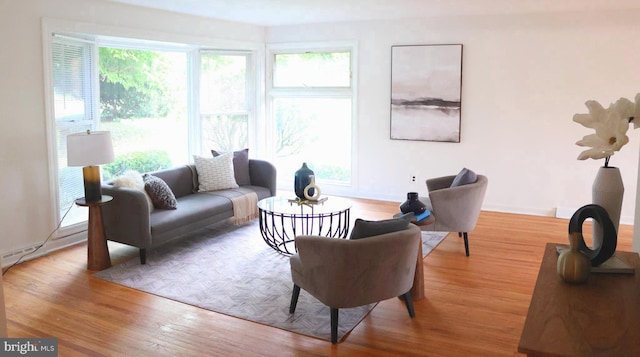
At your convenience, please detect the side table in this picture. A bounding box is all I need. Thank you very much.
[75,196,113,271]
[394,212,436,301]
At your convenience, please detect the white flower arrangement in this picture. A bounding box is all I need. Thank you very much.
[573,93,640,167]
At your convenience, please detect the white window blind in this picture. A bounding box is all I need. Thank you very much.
[52,36,96,227]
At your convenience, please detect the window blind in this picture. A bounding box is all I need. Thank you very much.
[51,35,96,227]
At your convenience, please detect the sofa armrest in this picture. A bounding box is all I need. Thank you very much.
[101,184,153,249]
[249,159,277,196]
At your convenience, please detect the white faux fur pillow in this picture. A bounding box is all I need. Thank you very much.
[113,170,144,190]
[193,153,239,191]
[112,170,155,211]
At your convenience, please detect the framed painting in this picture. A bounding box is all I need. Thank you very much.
[390,44,463,142]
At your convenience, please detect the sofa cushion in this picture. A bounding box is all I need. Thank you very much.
[451,168,478,187]
[149,165,196,198]
[211,148,251,186]
[239,185,272,201]
[143,174,177,210]
[194,153,239,192]
[349,215,411,240]
[149,193,233,234]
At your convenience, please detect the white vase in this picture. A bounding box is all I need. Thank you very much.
[592,166,623,249]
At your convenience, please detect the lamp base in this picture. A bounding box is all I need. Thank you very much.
[83,165,102,202]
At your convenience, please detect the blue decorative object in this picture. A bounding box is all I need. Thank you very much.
[414,210,431,222]
[399,192,427,215]
[294,163,315,199]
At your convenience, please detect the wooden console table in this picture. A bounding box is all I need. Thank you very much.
[75,196,113,271]
[518,243,640,356]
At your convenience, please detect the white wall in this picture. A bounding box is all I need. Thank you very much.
[267,10,640,229]
[0,0,265,257]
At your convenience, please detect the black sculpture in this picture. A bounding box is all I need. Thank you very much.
[568,204,617,267]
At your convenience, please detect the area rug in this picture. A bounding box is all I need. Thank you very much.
[94,221,447,342]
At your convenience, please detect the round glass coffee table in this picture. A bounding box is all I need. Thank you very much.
[257,196,352,255]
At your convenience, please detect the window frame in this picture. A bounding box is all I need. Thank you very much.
[44,33,101,235]
[196,49,257,155]
[266,42,358,195]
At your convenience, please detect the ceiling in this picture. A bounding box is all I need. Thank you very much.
[104,0,640,26]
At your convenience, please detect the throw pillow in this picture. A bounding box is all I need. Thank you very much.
[193,153,239,192]
[112,170,144,190]
[113,170,155,212]
[451,168,478,187]
[349,215,412,240]
[211,148,251,186]
[143,174,177,210]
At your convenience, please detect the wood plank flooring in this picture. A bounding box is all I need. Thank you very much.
[1,197,635,356]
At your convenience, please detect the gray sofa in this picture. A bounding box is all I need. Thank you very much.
[101,159,276,264]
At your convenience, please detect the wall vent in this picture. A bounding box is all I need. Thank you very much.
[1,243,45,265]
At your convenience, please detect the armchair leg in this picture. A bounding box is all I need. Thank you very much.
[140,248,147,264]
[463,232,469,256]
[289,285,301,314]
[330,308,339,344]
[402,291,416,318]
[458,232,462,238]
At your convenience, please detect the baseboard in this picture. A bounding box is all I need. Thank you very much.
[1,243,48,268]
[555,206,634,225]
[1,230,87,269]
[331,196,636,226]
[555,206,578,219]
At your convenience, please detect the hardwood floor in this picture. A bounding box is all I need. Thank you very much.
[2,197,635,356]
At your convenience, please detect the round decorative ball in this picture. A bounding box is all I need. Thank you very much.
[557,232,590,284]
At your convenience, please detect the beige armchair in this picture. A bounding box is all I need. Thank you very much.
[289,224,421,343]
[422,174,488,256]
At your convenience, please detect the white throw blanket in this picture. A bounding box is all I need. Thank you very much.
[205,188,258,225]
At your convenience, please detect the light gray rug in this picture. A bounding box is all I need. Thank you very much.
[94,221,447,342]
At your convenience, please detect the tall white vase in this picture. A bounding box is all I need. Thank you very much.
[592,166,624,249]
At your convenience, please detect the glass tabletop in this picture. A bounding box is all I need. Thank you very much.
[257,196,352,216]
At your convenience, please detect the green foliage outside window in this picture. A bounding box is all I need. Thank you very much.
[310,163,350,182]
[102,150,172,180]
[99,48,172,121]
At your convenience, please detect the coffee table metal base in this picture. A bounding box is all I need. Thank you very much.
[258,207,350,255]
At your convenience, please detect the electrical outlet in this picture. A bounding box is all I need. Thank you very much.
[411,176,416,182]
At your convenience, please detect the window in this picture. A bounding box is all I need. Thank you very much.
[273,52,351,87]
[199,51,253,152]
[46,29,258,232]
[99,47,189,180]
[268,48,355,188]
[52,36,97,227]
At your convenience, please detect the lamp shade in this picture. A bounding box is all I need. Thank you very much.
[67,130,114,167]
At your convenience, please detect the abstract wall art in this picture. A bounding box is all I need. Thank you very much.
[390,44,463,142]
